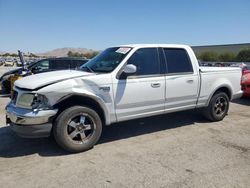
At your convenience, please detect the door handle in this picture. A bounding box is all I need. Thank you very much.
[186,79,194,83]
[151,83,161,88]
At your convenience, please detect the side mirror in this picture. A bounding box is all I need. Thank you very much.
[123,64,137,75]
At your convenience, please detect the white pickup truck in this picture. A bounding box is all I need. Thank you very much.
[6,44,243,152]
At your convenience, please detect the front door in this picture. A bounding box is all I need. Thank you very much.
[113,48,166,121]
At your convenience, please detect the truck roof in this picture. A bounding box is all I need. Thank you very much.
[118,44,190,48]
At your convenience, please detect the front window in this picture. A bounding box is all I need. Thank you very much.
[30,60,49,73]
[80,47,131,73]
[127,48,160,76]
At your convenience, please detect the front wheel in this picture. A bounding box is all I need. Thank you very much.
[53,106,102,153]
[203,92,229,122]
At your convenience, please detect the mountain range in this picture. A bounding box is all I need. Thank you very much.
[37,47,97,57]
[1,43,250,57]
[39,43,250,57]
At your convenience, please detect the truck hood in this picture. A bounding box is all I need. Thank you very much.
[15,70,93,90]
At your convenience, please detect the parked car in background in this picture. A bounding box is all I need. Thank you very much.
[4,59,14,67]
[16,60,24,67]
[6,44,243,152]
[242,65,250,74]
[241,65,250,97]
[28,57,88,74]
[0,57,88,94]
[0,58,4,66]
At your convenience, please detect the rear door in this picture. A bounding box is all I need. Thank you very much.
[162,48,199,110]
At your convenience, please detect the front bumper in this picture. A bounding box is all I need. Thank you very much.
[8,123,53,138]
[6,102,58,138]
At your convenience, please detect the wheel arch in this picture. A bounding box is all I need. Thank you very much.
[53,94,110,125]
[206,85,232,106]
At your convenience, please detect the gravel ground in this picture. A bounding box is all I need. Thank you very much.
[0,66,250,188]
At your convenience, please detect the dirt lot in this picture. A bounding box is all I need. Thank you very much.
[0,67,250,188]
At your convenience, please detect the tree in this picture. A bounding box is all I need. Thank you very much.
[198,51,218,61]
[67,51,74,57]
[218,52,236,62]
[10,53,18,57]
[67,50,99,59]
[83,51,99,59]
[29,53,38,57]
[2,53,10,57]
[90,51,99,58]
[236,49,250,62]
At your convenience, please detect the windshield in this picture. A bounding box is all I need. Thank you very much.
[80,47,131,73]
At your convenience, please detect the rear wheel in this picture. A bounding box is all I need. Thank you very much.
[203,92,229,121]
[53,106,102,153]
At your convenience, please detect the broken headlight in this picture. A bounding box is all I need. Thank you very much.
[31,94,51,110]
[17,93,51,110]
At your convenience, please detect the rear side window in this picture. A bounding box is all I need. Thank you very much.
[49,59,71,70]
[71,60,87,69]
[127,48,160,76]
[163,48,193,74]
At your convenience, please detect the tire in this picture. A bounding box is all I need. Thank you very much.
[203,92,229,122]
[53,106,102,153]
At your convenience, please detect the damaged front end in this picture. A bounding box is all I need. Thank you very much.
[6,87,58,138]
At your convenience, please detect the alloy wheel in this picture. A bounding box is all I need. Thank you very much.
[67,113,96,144]
[214,96,228,116]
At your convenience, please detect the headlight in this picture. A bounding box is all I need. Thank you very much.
[32,94,51,110]
[17,93,51,110]
[17,93,34,108]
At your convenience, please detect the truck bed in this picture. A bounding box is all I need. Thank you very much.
[197,66,242,107]
[200,66,241,73]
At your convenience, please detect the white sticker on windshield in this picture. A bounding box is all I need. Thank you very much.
[115,47,131,54]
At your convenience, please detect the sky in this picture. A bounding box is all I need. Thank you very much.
[0,0,250,53]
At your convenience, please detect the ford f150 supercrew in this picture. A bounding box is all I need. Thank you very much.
[6,44,243,152]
